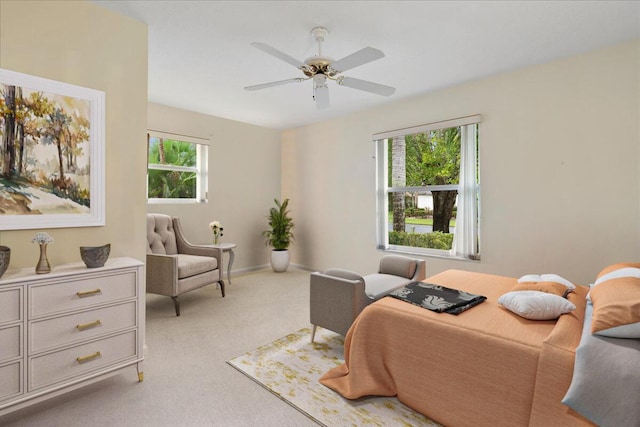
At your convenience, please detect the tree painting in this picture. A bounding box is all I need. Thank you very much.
[0,80,91,216]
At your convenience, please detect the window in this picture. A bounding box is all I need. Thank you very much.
[147,131,208,203]
[374,115,480,260]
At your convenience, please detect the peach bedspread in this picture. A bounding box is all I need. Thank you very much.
[320,270,594,427]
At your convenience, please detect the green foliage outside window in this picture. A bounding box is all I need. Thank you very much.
[147,170,196,199]
[148,138,196,167]
[388,230,454,250]
[147,137,199,199]
[388,128,460,187]
[387,127,462,243]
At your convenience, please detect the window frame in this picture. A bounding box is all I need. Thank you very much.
[146,130,209,204]
[374,115,481,260]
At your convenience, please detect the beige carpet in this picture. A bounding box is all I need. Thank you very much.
[0,268,320,427]
[228,327,441,427]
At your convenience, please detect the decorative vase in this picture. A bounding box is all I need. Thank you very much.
[36,243,51,274]
[0,246,10,279]
[80,243,111,268]
[214,234,220,245]
[270,249,290,273]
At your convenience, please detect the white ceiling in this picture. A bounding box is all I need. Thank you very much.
[93,1,639,130]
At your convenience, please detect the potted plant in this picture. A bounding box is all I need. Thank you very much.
[263,198,294,272]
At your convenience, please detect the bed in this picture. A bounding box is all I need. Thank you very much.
[319,268,640,427]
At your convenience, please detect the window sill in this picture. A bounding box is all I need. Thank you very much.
[378,247,481,263]
[147,198,207,205]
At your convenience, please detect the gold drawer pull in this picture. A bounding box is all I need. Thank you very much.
[76,351,101,364]
[76,320,102,331]
[76,289,102,298]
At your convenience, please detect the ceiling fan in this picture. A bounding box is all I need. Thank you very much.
[244,27,395,109]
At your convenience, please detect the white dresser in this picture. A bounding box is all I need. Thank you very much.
[0,257,144,415]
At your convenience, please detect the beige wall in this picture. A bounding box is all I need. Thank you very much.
[5,3,634,288]
[146,103,282,271]
[282,40,640,285]
[0,1,148,268]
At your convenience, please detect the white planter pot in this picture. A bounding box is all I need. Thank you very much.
[270,249,290,272]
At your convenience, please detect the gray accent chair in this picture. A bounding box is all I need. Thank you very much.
[309,255,426,342]
[146,213,225,316]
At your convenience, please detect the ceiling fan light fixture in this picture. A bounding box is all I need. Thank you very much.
[245,26,395,107]
[314,85,330,110]
[313,74,328,89]
[313,74,329,109]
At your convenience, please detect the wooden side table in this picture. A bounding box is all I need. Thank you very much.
[210,243,236,284]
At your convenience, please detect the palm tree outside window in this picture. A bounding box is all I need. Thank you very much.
[374,115,481,260]
[147,131,208,203]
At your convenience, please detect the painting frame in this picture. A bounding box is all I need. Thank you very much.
[0,68,105,230]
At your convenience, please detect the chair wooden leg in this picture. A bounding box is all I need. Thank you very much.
[311,325,317,343]
[219,280,225,298]
[171,296,180,316]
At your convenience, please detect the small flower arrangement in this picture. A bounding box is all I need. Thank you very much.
[209,221,224,244]
[32,232,54,245]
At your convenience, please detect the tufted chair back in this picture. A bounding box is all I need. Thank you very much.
[147,214,179,255]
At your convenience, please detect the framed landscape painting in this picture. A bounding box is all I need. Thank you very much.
[0,68,105,230]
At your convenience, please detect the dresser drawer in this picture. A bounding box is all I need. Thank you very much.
[29,270,137,317]
[30,301,136,354]
[0,361,22,402]
[29,330,137,390]
[0,325,21,362]
[0,288,21,325]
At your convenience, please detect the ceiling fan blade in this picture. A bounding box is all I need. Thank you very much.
[244,78,305,91]
[337,76,396,96]
[251,42,307,69]
[330,47,385,73]
[314,85,330,109]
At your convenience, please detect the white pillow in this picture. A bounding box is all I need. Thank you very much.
[540,274,576,290]
[498,291,576,320]
[517,273,576,290]
[518,274,542,283]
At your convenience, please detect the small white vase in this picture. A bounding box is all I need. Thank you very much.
[270,249,289,272]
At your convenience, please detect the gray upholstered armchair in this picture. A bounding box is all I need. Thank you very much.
[146,213,225,316]
[309,255,426,342]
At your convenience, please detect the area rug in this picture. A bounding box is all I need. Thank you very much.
[227,327,441,426]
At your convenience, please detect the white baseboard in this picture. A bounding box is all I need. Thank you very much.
[230,263,317,277]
